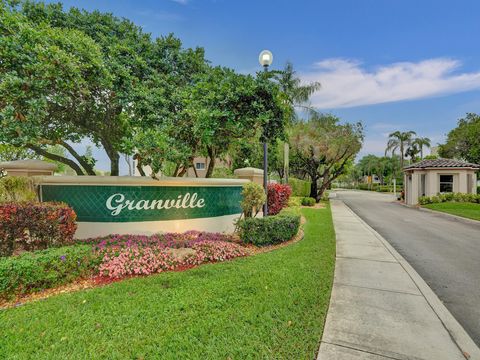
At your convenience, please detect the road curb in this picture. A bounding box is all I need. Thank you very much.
[341,200,480,360]
[417,206,480,225]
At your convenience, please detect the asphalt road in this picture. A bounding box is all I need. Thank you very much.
[333,190,480,346]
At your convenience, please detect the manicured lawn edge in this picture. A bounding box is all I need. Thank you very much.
[0,206,335,359]
[422,202,480,221]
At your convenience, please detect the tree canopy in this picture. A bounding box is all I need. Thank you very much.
[1,1,288,177]
[289,113,363,200]
[439,113,480,164]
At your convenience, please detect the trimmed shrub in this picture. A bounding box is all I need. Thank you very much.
[288,177,311,197]
[0,202,77,257]
[0,245,100,299]
[238,213,301,246]
[288,196,302,207]
[301,197,316,206]
[267,183,292,215]
[240,182,266,218]
[419,192,480,205]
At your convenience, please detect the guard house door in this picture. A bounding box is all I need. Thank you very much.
[420,174,426,197]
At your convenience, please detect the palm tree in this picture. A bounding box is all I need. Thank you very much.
[275,62,322,118]
[412,137,431,159]
[273,62,321,183]
[385,130,416,169]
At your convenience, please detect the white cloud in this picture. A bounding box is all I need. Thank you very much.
[302,58,480,109]
[170,0,188,4]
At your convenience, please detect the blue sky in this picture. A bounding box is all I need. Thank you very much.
[45,0,480,172]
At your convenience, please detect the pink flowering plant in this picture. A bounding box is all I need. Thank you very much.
[79,231,237,251]
[88,231,248,279]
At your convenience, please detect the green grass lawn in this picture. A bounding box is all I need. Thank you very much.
[423,202,480,221]
[0,207,335,360]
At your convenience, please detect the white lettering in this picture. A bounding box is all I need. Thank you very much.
[105,192,206,216]
[106,193,127,216]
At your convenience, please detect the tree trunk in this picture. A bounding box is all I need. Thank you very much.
[27,144,85,175]
[205,147,216,178]
[101,139,120,176]
[310,178,318,200]
[60,141,96,175]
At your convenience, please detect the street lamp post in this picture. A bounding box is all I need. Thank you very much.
[258,50,273,216]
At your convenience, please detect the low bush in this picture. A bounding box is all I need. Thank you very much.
[267,183,292,215]
[0,202,77,257]
[418,192,480,205]
[288,196,302,207]
[301,197,316,206]
[238,213,301,246]
[0,245,100,300]
[288,178,311,197]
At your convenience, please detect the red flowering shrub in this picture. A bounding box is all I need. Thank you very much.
[267,183,292,215]
[0,202,77,256]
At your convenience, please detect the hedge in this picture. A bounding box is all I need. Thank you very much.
[238,213,301,246]
[0,202,77,257]
[288,178,311,197]
[0,245,101,300]
[418,192,480,205]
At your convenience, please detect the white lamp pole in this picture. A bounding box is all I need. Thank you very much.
[258,50,273,216]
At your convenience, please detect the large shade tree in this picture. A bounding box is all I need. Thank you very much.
[1,1,209,176]
[289,113,363,200]
[0,2,110,175]
[439,113,480,164]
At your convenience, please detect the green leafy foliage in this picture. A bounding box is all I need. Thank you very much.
[301,197,316,206]
[0,245,100,300]
[290,113,363,200]
[238,213,301,246]
[418,193,480,205]
[240,182,266,218]
[288,177,311,197]
[438,113,480,164]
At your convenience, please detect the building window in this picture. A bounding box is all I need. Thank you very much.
[439,175,453,193]
[195,162,205,170]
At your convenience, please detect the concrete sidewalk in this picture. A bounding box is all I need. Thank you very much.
[317,199,480,360]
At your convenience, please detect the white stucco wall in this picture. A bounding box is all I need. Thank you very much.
[404,168,478,205]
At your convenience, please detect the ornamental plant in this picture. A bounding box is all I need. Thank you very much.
[0,202,77,256]
[238,213,301,246]
[0,245,100,300]
[98,241,249,279]
[267,183,292,215]
[240,182,266,218]
[79,231,237,251]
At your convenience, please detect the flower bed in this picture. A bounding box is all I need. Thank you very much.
[98,240,249,279]
[1,231,248,300]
